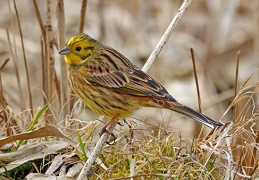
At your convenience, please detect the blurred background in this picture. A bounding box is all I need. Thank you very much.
[0,0,258,138]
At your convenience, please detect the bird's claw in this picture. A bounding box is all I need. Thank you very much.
[117,119,126,126]
[99,127,116,145]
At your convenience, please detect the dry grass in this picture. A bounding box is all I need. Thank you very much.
[0,0,258,179]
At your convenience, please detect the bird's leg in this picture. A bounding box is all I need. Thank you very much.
[99,117,117,143]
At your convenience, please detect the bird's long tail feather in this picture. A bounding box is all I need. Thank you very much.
[143,98,224,129]
[169,104,223,128]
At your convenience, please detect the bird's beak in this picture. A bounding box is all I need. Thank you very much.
[59,47,71,55]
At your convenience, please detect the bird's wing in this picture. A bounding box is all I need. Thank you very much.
[120,68,176,101]
[84,47,176,101]
[83,49,131,88]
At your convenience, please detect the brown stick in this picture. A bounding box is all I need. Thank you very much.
[57,0,70,123]
[45,0,56,124]
[33,0,46,39]
[233,50,240,122]
[190,48,204,138]
[79,0,87,33]
[190,48,202,113]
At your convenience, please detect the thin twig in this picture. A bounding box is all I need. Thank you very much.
[142,0,192,72]
[190,48,202,113]
[13,0,33,115]
[0,58,10,72]
[190,48,204,138]
[98,0,105,41]
[77,118,118,179]
[77,0,192,179]
[40,38,46,107]
[0,59,10,136]
[0,58,10,107]
[33,0,46,39]
[233,50,240,122]
[79,0,87,33]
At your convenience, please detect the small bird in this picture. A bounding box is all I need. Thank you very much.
[59,33,223,135]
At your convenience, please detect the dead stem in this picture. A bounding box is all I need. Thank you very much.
[233,50,240,122]
[45,0,56,124]
[57,0,70,125]
[79,0,87,33]
[190,48,204,138]
[33,0,46,38]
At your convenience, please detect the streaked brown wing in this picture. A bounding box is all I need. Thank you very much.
[83,48,131,88]
[120,68,176,101]
[84,46,176,101]
[85,70,129,88]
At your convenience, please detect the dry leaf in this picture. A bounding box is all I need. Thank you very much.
[0,125,77,148]
[0,141,68,173]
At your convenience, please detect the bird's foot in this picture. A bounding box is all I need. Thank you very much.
[117,119,126,126]
[99,127,116,145]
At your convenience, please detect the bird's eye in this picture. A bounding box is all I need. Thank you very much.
[75,47,81,51]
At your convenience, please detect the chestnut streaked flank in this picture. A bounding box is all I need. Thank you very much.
[59,33,223,135]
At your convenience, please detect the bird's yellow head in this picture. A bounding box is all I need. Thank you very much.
[59,33,100,66]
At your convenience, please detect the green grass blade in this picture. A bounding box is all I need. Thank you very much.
[78,132,88,162]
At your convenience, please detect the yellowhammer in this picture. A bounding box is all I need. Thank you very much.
[59,33,223,135]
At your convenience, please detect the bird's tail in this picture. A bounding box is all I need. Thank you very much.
[169,103,223,129]
[142,98,224,129]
